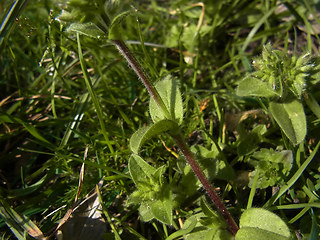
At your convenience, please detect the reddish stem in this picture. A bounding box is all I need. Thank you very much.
[112,39,171,119]
[113,39,239,235]
[171,133,239,235]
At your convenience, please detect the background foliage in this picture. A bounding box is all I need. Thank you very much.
[1,0,320,239]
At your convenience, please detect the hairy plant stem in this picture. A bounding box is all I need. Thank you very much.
[112,39,171,119]
[113,39,239,235]
[171,133,239,236]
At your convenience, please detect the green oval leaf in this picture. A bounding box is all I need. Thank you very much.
[67,22,106,39]
[138,203,154,222]
[236,76,280,98]
[236,208,292,240]
[149,198,173,225]
[129,154,157,185]
[130,119,179,154]
[269,99,306,145]
[166,216,197,240]
[149,76,183,124]
[181,212,232,240]
[236,227,291,240]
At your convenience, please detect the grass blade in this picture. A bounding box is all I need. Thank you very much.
[247,169,259,209]
[241,6,276,52]
[265,141,320,206]
[0,199,45,240]
[0,0,28,46]
[77,33,114,154]
[96,184,122,240]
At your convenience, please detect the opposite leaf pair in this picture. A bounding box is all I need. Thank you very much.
[130,76,183,154]
[127,76,183,225]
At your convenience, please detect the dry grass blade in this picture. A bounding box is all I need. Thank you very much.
[60,180,106,240]
[0,199,46,240]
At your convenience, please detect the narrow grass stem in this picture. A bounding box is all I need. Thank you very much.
[112,39,171,119]
[171,133,239,236]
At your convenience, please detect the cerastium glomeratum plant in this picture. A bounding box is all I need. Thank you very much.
[55,1,312,239]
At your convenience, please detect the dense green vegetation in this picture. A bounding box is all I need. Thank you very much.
[1,0,320,239]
